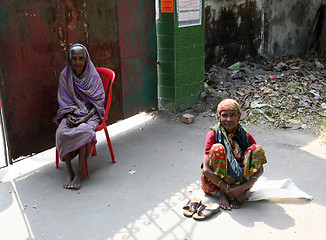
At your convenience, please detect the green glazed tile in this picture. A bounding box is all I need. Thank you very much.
[158,61,175,75]
[157,35,174,49]
[158,85,175,100]
[158,48,175,62]
[158,73,175,88]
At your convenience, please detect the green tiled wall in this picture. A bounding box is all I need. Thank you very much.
[157,0,204,111]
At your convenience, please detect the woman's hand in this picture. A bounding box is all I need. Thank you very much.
[66,108,96,128]
[66,114,87,128]
[66,114,77,128]
[73,116,88,126]
[226,184,244,198]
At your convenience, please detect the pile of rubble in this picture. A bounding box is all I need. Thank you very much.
[197,53,326,132]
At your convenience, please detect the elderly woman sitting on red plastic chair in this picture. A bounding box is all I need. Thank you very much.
[53,43,105,190]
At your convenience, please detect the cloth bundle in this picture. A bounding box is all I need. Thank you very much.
[246,176,313,201]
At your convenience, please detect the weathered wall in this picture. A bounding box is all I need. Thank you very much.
[266,0,320,57]
[0,0,123,161]
[205,0,322,67]
[0,0,157,161]
[205,0,263,67]
[117,0,157,118]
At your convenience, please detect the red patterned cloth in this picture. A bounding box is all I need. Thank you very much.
[216,98,240,116]
[201,143,267,194]
[204,130,256,154]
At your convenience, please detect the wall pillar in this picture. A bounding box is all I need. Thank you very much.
[157,0,205,111]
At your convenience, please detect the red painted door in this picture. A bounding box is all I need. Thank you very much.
[0,0,157,163]
[0,0,124,162]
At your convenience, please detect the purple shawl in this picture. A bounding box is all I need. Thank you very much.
[53,44,105,124]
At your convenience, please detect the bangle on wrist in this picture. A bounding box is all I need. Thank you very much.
[217,180,222,188]
[225,184,229,191]
[252,176,258,181]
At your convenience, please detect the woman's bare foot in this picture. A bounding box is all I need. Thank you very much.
[63,172,74,189]
[218,192,231,210]
[68,172,82,190]
[230,199,244,209]
[230,193,248,209]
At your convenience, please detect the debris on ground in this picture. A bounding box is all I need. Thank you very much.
[186,53,326,132]
[182,114,195,124]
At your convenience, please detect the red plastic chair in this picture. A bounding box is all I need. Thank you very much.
[91,67,116,163]
[55,67,116,177]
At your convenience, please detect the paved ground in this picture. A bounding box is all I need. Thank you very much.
[0,112,326,240]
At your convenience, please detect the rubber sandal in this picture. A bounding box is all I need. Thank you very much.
[183,197,202,217]
[192,203,220,220]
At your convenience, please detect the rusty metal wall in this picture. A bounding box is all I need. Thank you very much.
[0,0,124,161]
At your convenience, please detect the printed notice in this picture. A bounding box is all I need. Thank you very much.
[177,0,201,27]
[161,0,174,13]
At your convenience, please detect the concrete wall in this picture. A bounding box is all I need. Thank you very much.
[267,0,320,56]
[205,0,322,67]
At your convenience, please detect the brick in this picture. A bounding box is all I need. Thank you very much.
[182,114,195,124]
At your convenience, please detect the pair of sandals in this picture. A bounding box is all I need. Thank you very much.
[183,197,220,220]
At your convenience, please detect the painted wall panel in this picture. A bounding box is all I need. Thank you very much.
[0,1,63,161]
[0,0,123,161]
[117,0,157,117]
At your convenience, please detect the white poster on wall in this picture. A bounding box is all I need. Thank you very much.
[177,0,201,27]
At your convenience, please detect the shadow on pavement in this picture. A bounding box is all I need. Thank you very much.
[1,112,325,239]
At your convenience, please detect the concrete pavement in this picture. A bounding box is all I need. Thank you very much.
[0,111,325,240]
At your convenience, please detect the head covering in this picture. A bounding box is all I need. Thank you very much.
[68,45,86,60]
[216,99,241,116]
[53,43,105,124]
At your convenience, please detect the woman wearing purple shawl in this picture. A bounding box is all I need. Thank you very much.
[53,44,105,190]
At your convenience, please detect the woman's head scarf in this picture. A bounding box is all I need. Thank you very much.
[68,45,86,61]
[216,99,241,117]
[53,43,105,124]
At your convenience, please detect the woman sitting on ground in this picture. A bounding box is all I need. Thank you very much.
[53,43,105,190]
[201,99,267,209]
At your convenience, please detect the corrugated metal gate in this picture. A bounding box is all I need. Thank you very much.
[0,0,157,163]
